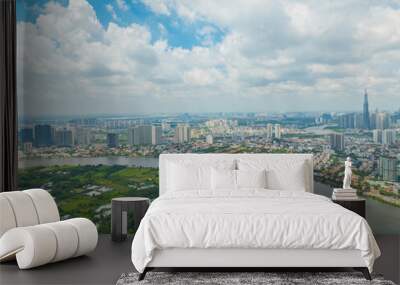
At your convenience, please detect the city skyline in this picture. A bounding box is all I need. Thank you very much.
[18,91,400,122]
[16,0,400,117]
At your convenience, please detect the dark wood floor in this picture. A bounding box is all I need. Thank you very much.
[1,234,399,285]
[0,235,134,285]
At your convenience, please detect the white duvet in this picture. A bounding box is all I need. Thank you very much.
[131,190,380,273]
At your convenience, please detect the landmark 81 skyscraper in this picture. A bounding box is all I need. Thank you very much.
[363,89,370,129]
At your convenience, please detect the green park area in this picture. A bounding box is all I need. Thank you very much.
[18,165,159,233]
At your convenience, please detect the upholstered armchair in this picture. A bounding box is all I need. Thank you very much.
[0,189,98,269]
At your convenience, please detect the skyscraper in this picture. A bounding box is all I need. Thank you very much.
[174,124,191,143]
[54,128,74,147]
[375,112,390,130]
[372,129,383,144]
[329,133,344,151]
[338,113,355,129]
[379,157,398,182]
[363,89,370,129]
[20,127,34,143]
[128,125,162,145]
[107,133,119,148]
[151,126,162,145]
[382,129,397,145]
[354,113,364,129]
[75,128,92,145]
[266,123,273,139]
[34,125,53,147]
[274,124,281,139]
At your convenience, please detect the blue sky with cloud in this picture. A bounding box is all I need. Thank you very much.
[16,0,400,117]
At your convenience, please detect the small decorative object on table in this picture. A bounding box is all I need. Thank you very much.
[332,157,358,200]
[332,157,366,217]
[111,197,150,242]
[343,157,352,190]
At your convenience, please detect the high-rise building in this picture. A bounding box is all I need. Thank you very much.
[107,133,119,148]
[128,125,161,145]
[370,112,377,129]
[54,128,74,147]
[363,89,370,129]
[338,113,355,129]
[315,113,332,124]
[274,124,281,139]
[174,124,191,143]
[151,126,162,145]
[23,142,33,153]
[266,123,274,139]
[75,128,92,145]
[206,134,213,144]
[375,112,390,130]
[20,127,34,143]
[329,133,344,151]
[379,157,398,182]
[382,129,397,145]
[34,125,53,147]
[372,129,383,144]
[354,113,364,129]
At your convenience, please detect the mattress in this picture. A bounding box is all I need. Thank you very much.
[131,190,380,273]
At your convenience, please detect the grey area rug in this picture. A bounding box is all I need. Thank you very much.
[116,272,396,285]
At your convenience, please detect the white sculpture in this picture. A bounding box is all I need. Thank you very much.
[343,157,352,189]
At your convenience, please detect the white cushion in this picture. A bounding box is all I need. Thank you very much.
[211,168,237,191]
[0,226,57,269]
[236,169,267,189]
[24,189,60,224]
[238,159,306,191]
[0,196,16,237]
[42,221,79,262]
[0,218,97,269]
[1,191,39,227]
[65,218,98,257]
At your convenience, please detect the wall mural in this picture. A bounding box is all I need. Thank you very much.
[17,0,400,233]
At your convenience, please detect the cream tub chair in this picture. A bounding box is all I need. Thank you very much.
[0,189,98,269]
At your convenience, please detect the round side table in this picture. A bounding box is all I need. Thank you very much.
[111,197,150,242]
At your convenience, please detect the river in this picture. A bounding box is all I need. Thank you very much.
[19,156,399,234]
[19,156,159,169]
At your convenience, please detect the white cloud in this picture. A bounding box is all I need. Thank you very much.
[106,4,118,21]
[17,0,400,116]
[116,0,129,11]
[141,0,170,15]
[183,68,223,86]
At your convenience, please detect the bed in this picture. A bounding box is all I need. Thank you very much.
[131,153,380,280]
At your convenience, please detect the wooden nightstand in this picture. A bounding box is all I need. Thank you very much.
[111,197,150,242]
[332,198,366,218]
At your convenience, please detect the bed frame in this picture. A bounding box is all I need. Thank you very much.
[139,154,371,281]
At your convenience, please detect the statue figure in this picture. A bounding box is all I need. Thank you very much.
[343,157,352,189]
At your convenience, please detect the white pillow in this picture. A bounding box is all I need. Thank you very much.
[236,169,267,189]
[166,159,236,193]
[211,168,236,191]
[238,159,306,191]
[167,162,211,191]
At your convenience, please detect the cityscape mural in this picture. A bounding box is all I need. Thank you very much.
[16,0,400,234]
